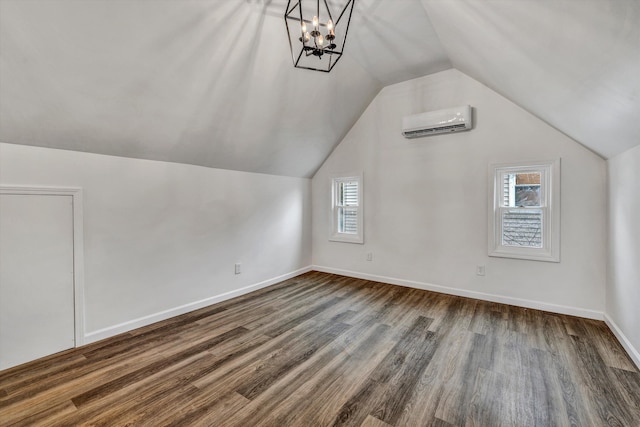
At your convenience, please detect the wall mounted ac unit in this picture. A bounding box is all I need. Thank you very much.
[402,105,472,139]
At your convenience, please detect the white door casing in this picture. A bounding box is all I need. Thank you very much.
[0,186,84,370]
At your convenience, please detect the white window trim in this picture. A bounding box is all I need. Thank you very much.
[330,173,364,244]
[488,159,560,262]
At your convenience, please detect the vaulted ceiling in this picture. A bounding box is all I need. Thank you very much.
[1,0,638,177]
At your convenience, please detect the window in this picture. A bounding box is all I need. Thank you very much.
[330,174,363,244]
[489,160,560,262]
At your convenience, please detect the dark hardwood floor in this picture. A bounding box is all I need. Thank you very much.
[1,271,639,426]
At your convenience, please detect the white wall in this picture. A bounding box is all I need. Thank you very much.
[607,144,640,365]
[0,142,312,342]
[312,69,607,318]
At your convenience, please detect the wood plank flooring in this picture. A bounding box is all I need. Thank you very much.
[1,271,639,426]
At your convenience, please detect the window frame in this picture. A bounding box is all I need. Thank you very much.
[488,159,560,262]
[330,173,364,244]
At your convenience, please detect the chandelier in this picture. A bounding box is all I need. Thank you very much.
[284,0,355,73]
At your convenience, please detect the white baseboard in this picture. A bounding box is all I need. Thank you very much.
[82,264,639,371]
[604,314,640,370]
[84,266,312,344]
[312,265,604,321]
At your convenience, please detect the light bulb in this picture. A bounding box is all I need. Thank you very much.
[327,19,333,31]
[304,31,310,42]
[301,21,307,33]
[317,34,324,46]
[312,15,319,29]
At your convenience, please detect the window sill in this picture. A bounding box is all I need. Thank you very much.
[329,234,364,244]
[489,247,559,263]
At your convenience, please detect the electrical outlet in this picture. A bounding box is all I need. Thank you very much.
[235,263,241,274]
[476,265,485,276]
[366,252,373,261]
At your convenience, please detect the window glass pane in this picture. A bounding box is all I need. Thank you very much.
[503,172,541,207]
[502,209,543,248]
[338,207,358,234]
[515,185,540,207]
[338,181,359,206]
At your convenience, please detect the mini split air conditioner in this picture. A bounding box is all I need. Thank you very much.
[402,105,472,139]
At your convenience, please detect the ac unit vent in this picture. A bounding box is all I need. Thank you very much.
[402,106,472,139]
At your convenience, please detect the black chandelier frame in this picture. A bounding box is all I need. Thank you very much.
[284,0,356,73]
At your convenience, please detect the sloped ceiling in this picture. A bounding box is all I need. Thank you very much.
[421,0,640,159]
[0,0,638,177]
